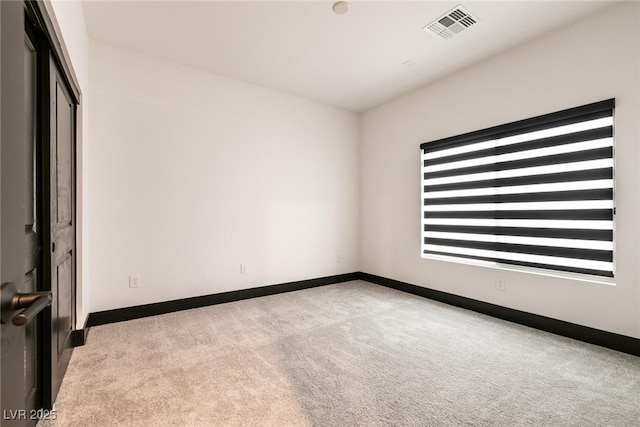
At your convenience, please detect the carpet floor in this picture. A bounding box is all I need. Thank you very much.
[41,280,640,426]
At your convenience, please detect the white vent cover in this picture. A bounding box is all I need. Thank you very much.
[424,5,479,39]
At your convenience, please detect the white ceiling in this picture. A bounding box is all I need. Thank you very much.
[81,0,616,112]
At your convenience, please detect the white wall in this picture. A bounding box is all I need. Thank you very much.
[88,41,360,312]
[49,0,90,329]
[360,2,640,338]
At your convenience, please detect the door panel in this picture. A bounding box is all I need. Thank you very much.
[46,54,75,404]
[55,254,72,355]
[1,1,32,425]
[54,83,72,225]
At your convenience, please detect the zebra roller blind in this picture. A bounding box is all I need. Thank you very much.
[421,99,615,278]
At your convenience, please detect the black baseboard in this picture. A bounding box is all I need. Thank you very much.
[71,328,88,347]
[71,315,90,347]
[360,272,640,357]
[86,272,359,328]
[82,271,639,358]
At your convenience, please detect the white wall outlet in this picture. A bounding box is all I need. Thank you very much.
[129,274,140,288]
[240,263,248,275]
[336,255,342,264]
[495,277,506,291]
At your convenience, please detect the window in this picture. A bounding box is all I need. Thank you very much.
[421,99,615,278]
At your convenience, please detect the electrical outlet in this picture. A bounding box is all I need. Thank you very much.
[129,274,140,288]
[240,263,248,275]
[336,255,342,264]
[495,277,506,291]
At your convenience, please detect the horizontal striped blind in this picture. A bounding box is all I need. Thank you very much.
[420,99,615,278]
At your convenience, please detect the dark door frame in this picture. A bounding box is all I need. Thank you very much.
[26,1,81,103]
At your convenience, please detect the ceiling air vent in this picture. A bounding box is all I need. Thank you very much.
[424,5,479,40]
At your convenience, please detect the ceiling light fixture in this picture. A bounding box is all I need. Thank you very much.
[332,1,349,15]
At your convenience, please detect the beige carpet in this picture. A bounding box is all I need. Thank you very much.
[41,281,640,426]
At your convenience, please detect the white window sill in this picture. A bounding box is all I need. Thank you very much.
[421,253,616,286]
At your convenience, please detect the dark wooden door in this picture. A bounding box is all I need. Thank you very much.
[1,2,44,426]
[43,52,76,406]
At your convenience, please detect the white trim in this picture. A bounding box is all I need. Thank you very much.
[421,253,615,285]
